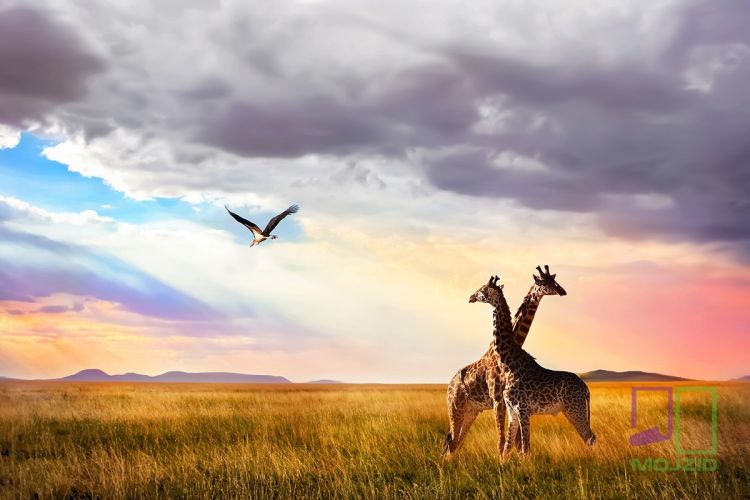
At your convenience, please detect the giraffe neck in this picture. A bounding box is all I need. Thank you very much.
[511,285,544,346]
[490,291,515,359]
[485,285,543,357]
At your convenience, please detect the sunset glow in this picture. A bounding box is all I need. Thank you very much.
[1,1,748,383]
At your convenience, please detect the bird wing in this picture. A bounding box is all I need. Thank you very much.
[263,204,299,235]
[225,206,263,236]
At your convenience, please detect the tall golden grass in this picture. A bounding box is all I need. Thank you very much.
[0,381,748,498]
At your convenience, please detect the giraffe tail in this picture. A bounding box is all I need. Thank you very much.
[442,431,452,455]
[457,367,470,394]
[586,392,597,446]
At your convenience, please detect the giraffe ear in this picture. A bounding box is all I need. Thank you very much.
[533,274,543,285]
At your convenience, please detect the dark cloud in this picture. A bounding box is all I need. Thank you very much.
[4,0,749,253]
[422,2,750,249]
[0,6,104,125]
[201,99,386,158]
[37,303,84,314]
[197,62,476,158]
[331,161,387,189]
[179,78,232,101]
[443,49,688,112]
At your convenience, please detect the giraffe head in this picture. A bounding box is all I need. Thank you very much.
[533,265,567,296]
[469,275,504,305]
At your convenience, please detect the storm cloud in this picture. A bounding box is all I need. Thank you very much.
[0,5,104,125]
[2,0,749,252]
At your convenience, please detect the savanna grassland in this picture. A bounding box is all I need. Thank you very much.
[0,381,748,499]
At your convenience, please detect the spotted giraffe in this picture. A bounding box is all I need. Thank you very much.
[443,266,567,456]
[470,275,595,457]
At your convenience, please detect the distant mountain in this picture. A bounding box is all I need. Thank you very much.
[62,369,110,381]
[306,379,344,384]
[111,372,151,382]
[580,369,690,382]
[151,371,289,383]
[59,369,291,384]
[732,375,750,382]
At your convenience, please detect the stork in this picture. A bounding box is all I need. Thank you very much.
[225,204,299,247]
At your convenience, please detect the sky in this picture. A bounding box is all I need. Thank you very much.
[0,0,748,382]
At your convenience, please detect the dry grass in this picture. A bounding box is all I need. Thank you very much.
[0,381,748,499]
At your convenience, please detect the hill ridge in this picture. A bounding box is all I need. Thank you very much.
[60,368,291,384]
[579,369,689,382]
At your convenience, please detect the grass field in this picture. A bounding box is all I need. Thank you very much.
[1,381,748,499]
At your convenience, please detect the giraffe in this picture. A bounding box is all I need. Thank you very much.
[470,275,596,456]
[443,265,567,456]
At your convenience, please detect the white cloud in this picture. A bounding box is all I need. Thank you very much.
[683,43,750,93]
[0,195,113,225]
[0,124,20,149]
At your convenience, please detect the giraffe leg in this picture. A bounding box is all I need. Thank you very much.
[492,399,506,456]
[503,408,519,457]
[513,422,522,450]
[443,381,470,456]
[487,371,506,457]
[518,410,532,456]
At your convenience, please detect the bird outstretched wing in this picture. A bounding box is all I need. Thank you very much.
[263,204,299,235]
[225,206,263,236]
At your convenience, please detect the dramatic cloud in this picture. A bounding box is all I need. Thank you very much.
[424,19,750,245]
[2,1,749,380]
[9,0,743,255]
[0,5,104,126]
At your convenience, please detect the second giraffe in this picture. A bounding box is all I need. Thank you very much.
[443,265,567,456]
[469,274,596,456]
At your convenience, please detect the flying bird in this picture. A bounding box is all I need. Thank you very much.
[225,204,300,247]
